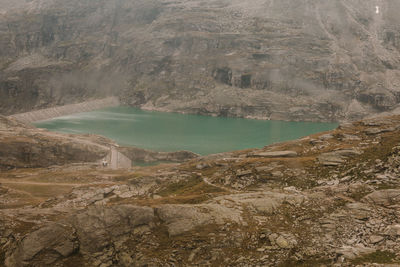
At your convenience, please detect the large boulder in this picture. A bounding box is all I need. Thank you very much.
[362,189,400,207]
[6,205,155,266]
[68,205,155,254]
[6,224,78,266]
[155,204,242,236]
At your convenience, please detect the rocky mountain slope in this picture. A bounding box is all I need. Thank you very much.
[2,114,400,266]
[1,0,400,121]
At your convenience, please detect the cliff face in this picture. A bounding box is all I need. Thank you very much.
[1,0,400,121]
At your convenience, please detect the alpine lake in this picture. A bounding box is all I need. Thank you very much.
[34,106,338,156]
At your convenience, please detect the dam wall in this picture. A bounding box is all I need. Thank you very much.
[8,97,120,123]
[109,146,132,169]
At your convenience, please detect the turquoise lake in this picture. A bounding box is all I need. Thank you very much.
[34,107,338,155]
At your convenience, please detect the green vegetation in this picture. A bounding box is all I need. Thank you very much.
[158,176,224,197]
[351,250,398,265]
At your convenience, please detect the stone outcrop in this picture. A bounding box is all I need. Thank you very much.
[155,203,242,236]
[6,224,78,266]
[318,148,362,166]
[118,146,199,163]
[250,151,298,158]
[1,0,400,121]
[6,205,155,266]
[362,189,400,207]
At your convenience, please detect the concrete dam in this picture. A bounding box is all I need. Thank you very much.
[8,97,120,123]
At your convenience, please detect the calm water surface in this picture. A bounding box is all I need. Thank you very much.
[34,107,338,155]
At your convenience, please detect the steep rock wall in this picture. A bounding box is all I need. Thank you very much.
[1,0,400,121]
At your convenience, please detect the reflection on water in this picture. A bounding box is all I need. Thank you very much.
[35,107,338,155]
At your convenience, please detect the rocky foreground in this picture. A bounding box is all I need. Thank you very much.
[1,115,400,266]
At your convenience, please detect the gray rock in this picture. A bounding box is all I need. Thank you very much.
[336,245,376,260]
[318,148,362,166]
[318,155,345,166]
[251,151,298,158]
[271,171,284,178]
[196,163,209,170]
[236,170,253,177]
[342,134,361,141]
[8,224,78,266]
[364,127,395,135]
[155,203,242,236]
[255,166,274,173]
[346,202,372,220]
[319,134,334,140]
[250,198,281,214]
[69,205,155,253]
[384,225,400,236]
[275,236,290,249]
[362,190,400,207]
[369,235,384,244]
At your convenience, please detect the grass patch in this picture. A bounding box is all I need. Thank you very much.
[351,250,398,265]
[5,183,74,199]
[279,258,332,267]
[0,249,5,267]
[158,176,224,197]
[63,252,87,267]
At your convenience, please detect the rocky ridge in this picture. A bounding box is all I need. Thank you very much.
[2,0,400,121]
[2,114,400,265]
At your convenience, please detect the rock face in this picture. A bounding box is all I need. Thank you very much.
[7,224,78,266]
[362,189,400,206]
[118,146,199,163]
[318,148,362,166]
[7,205,155,266]
[251,150,298,158]
[1,0,400,121]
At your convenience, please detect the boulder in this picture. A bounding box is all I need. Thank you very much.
[369,235,384,244]
[364,127,395,135]
[155,203,242,236]
[69,205,155,253]
[362,190,400,207]
[318,148,362,166]
[384,225,400,236]
[7,205,155,266]
[336,245,376,260]
[7,224,78,266]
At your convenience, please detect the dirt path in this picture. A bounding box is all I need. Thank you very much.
[0,179,87,187]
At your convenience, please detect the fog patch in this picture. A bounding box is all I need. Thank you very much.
[45,71,129,104]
